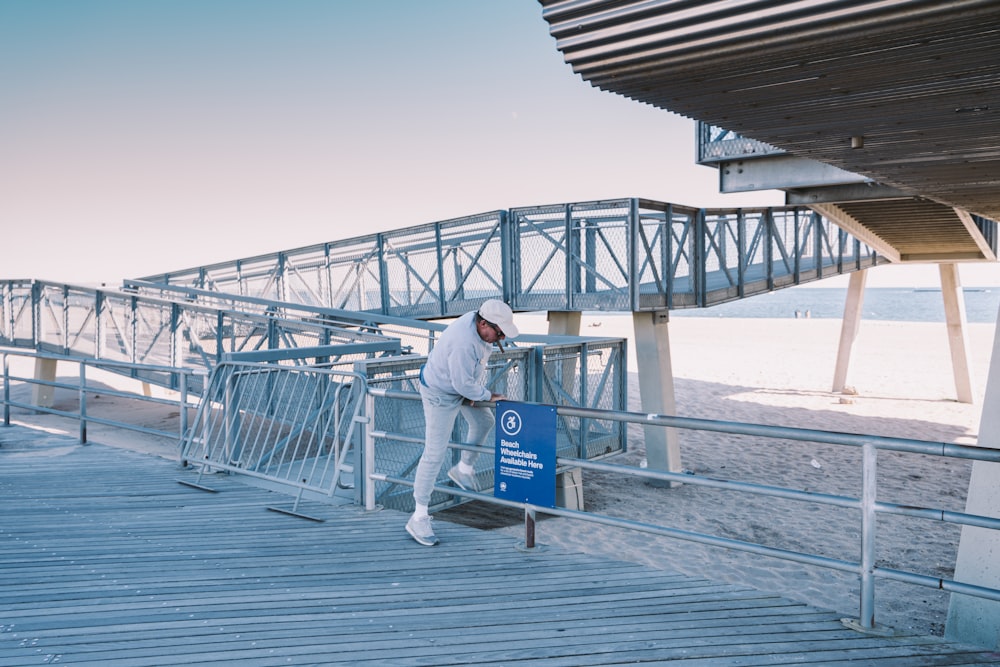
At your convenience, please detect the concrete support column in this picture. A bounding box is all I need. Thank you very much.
[833,269,867,393]
[548,310,583,401]
[546,311,582,337]
[946,303,1000,649]
[547,310,585,509]
[939,263,974,404]
[31,357,58,409]
[632,310,682,482]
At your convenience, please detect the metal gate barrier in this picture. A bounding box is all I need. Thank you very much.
[180,361,368,515]
[355,339,627,513]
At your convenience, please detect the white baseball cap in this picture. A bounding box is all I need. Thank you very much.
[477,299,519,338]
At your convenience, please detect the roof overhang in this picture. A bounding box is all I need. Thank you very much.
[540,0,1000,262]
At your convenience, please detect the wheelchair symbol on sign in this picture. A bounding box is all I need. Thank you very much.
[500,410,522,436]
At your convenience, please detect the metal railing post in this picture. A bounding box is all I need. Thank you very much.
[179,371,189,457]
[3,354,9,426]
[363,391,377,511]
[79,362,88,444]
[765,208,775,291]
[377,234,390,315]
[224,374,237,464]
[628,199,640,310]
[564,204,574,310]
[532,346,545,403]
[793,209,802,282]
[31,281,41,348]
[61,284,70,354]
[434,223,447,317]
[94,290,105,360]
[665,204,674,309]
[695,209,707,307]
[500,210,513,305]
[129,294,139,364]
[859,441,878,629]
[525,505,536,549]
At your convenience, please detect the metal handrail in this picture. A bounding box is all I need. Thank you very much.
[363,388,1000,632]
[1,349,204,451]
[0,279,412,385]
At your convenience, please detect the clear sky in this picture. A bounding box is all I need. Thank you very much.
[3,0,998,289]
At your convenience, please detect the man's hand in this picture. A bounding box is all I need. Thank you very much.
[464,393,505,406]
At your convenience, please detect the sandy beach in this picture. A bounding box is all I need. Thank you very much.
[505,313,997,639]
[3,313,996,638]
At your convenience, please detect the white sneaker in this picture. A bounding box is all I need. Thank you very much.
[405,514,438,546]
[447,465,478,491]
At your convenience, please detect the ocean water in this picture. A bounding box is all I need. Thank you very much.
[670,287,1000,323]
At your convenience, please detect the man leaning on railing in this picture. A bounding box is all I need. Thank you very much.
[405,300,519,546]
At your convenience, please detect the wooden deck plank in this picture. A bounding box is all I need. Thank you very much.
[2,426,998,666]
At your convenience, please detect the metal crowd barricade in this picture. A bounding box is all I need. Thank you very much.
[180,361,369,516]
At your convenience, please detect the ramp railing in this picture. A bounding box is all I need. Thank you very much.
[122,280,453,357]
[355,334,626,512]
[2,349,201,450]
[0,279,405,396]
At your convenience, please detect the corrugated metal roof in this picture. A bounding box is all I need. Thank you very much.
[539,0,1000,261]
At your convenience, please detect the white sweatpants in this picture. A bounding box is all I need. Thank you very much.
[412,384,494,507]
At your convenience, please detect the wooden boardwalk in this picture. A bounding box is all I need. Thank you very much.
[1,425,997,666]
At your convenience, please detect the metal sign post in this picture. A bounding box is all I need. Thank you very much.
[493,401,557,548]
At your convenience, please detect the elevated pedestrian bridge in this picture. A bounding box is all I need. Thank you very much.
[137,198,882,317]
[124,196,901,485]
[128,196,994,412]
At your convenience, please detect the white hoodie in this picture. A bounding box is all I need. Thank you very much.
[421,312,493,402]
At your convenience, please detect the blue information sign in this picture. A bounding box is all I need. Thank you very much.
[494,401,557,507]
